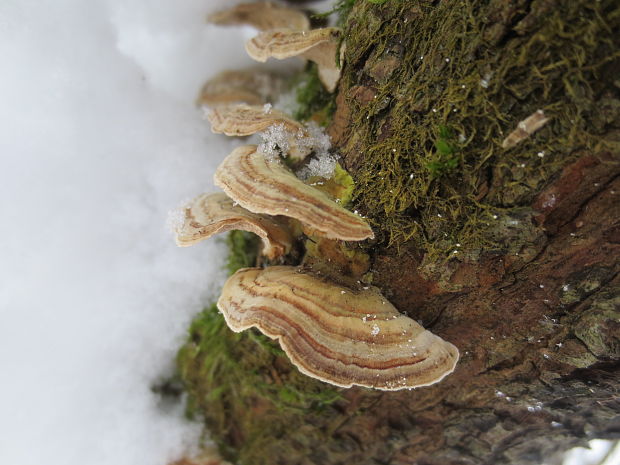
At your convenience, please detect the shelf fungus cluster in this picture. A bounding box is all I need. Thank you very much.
[208,1,343,93]
[172,1,460,390]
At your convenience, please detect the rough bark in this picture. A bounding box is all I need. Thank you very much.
[179,1,620,464]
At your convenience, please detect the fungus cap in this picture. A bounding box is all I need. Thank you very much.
[175,192,292,259]
[217,266,460,390]
[214,145,374,241]
[208,1,310,31]
[207,104,305,137]
[245,28,342,92]
[196,68,285,107]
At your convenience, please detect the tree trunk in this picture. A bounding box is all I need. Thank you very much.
[178,1,620,464]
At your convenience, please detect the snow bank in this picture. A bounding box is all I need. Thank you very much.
[0,1,254,464]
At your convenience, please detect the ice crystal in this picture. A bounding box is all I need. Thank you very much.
[258,123,290,161]
[298,152,338,180]
[166,203,187,233]
[296,121,331,161]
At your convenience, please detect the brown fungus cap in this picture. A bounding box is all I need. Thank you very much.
[245,28,342,92]
[208,2,310,31]
[207,104,305,137]
[214,145,374,241]
[217,266,460,390]
[196,68,285,107]
[174,192,293,259]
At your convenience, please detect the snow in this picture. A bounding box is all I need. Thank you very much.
[258,123,292,160]
[0,0,254,464]
[257,120,334,171]
[298,127,332,164]
[563,440,620,465]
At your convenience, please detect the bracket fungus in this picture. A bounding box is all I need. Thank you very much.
[214,145,374,241]
[196,68,285,107]
[245,28,343,92]
[174,192,292,259]
[208,1,310,32]
[207,104,305,137]
[217,266,460,390]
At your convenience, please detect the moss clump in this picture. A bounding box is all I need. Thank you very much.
[426,125,460,179]
[290,63,336,124]
[330,163,355,205]
[225,230,260,275]
[177,231,342,465]
[339,0,620,260]
[305,162,355,205]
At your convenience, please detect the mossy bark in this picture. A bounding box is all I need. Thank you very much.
[179,1,620,464]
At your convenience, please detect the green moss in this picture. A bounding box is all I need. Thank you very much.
[331,163,355,205]
[306,162,355,206]
[177,231,342,464]
[289,63,336,124]
[340,0,620,261]
[425,125,460,179]
[178,303,342,464]
[225,230,260,276]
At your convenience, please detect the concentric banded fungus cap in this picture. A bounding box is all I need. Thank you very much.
[208,2,310,31]
[245,28,342,92]
[214,145,374,241]
[197,68,285,107]
[207,104,305,137]
[217,266,460,390]
[175,192,292,259]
